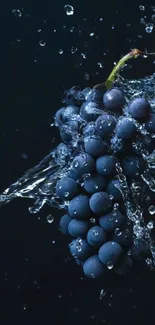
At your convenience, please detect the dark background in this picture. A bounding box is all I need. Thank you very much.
[0,1,155,324]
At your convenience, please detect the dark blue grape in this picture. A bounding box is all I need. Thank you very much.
[56,176,78,200]
[89,191,112,215]
[80,101,103,122]
[69,238,93,261]
[68,194,91,219]
[110,136,126,153]
[112,226,133,246]
[86,88,104,103]
[98,241,123,266]
[59,214,72,235]
[116,117,137,139]
[114,255,133,275]
[87,226,107,248]
[61,105,79,122]
[83,122,97,137]
[99,210,125,232]
[96,155,117,177]
[54,108,64,126]
[145,114,155,134]
[122,156,145,177]
[83,254,107,279]
[103,87,126,113]
[68,219,90,238]
[63,86,85,106]
[84,173,107,194]
[69,152,96,180]
[96,114,116,138]
[107,180,122,201]
[128,97,151,121]
[84,135,108,157]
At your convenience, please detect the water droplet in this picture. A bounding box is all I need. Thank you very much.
[71,46,77,54]
[107,261,113,270]
[39,40,46,47]
[46,214,54,224]
[147,221,154,229]
[97,62,104,68]
[23,304,27,311]
[145,23,154,33]
[90,32,94,36]
[99,289,106,300]
[90,218,96,223]
[52,240,56,244]
[148,205,155,215]
[64,191,69,197]
[115,228,122,236]
[139,5,145,10]
[58,49,64,54]
[37,29,41,32]
[93,229,98,236]
[12,8,22,17]
[94,184,99,190]
[64,4,74,15]
[74,161,79,168]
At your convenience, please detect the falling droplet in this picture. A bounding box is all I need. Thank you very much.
[145,23,154,33]
[46,214,54,224]
[39,40,46,47]
[64,4,74,15]
[107,261,114,269]
[58,49,64,54]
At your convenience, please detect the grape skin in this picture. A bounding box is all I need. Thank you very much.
[87,225,107,248]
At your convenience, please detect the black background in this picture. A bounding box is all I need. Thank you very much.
[0,1,155,324]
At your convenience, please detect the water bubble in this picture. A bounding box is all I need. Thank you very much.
[107,261,114,270]
[12,8,22,17]
[64,4,74,15]
[37,29,41,33]
[148,205,155,215]
[115,228,122,236]
[99,289,106,300]
[93,229,98,236]
[139,5,145,10]
[71,46,77,54]
[74,161,79,168]
[147,221,154,230]
[81,53,87,59]
[90,218,96,224]
[97,62,104,68]
[39,40,46,47]
[90,32,94,36]
[46,214,54,224]
[58,49,64,54]
[145,23,154,33]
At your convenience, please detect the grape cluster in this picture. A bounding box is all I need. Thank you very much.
[54,85,155,279]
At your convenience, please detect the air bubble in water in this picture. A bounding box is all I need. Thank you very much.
[139,5,145,11]
[64,5,74,15]
[145,23,154,33]
[99,289,106,300]
[115,228,122,236]
[12,9,22,17]
[147,221,154,229]
[46,214,54,224]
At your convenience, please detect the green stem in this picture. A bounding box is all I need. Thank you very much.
[94,48,147,91]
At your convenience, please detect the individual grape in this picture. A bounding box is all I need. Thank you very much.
[112,226,133,246]
[56,176,79,200]
[145,114,155,134]
[69,152,96,180]
[61,105,79,122]
[89,191,112,215]
[114,255,133,275]
[83,173,107,194]
[54,108,64,126]
[83,254,107,279]
[59,214,72,235]
[87,225,107,248]
[80,101,103,122]
[103,87,126,113]
[63,86,85,106]
[98,241,123,266]
[68,219,90,237]
[116,117,137,139]
[95,114,116,138]
[84,135,108,157]
[86,88,104,103]
[96,155,117,177]
[99,210,125,232]
[110,136,126,153]
[83,122,97,137]
[128,97,151,121]
[69,238,93,261]
[122,156,145,177]
[68,194,91,219]
[107,179,122,201]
